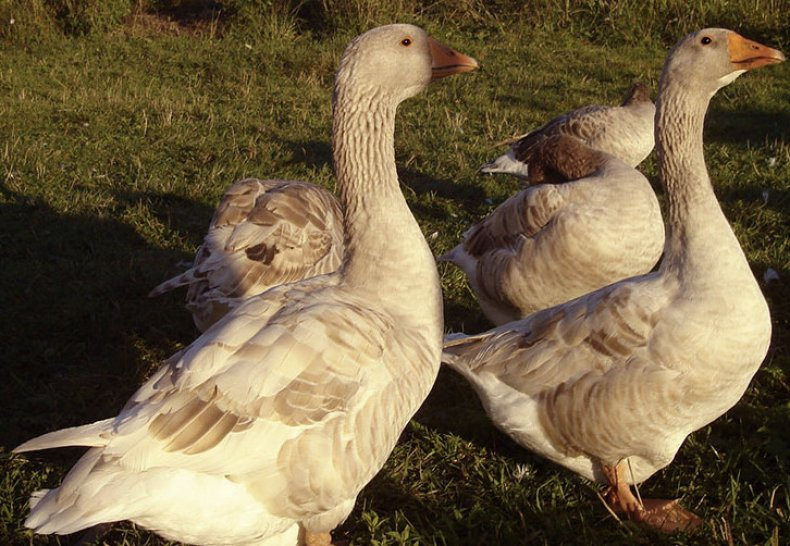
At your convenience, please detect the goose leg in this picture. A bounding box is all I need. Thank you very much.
[602,462,643,514]
[601,462,702,532]
[305,531,334,546]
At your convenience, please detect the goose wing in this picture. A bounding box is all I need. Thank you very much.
[150,179,343,300]
[511,105,612,162]
[22,275,407,517]
[462,183,566,258]
[444,278,686,462]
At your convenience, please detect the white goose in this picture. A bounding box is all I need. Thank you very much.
[149,178,344,332]
[15,24,478,546]
[443,29,783,531]
[480,82,655,181]
[441,133,664,325]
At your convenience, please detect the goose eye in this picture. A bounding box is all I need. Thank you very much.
[401,38,412,47]
[701,36,712,45]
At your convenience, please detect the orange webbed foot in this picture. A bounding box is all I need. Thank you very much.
[601,462,703,533]
[635,498,703,532]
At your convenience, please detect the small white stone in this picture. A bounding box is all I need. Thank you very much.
[512,463,531,481]
[764,268,780,284]
[428,231,439,241]
[9,18,14,25]
[768,157,777,168]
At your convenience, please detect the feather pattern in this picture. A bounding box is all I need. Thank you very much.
[149,178,344,331]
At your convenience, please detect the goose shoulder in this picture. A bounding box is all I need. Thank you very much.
[444,277,670,395]
[122,283,429,473]
[461,183,566,257]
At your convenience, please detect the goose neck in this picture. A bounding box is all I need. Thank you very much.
[656,81,712,211]
[656,79,734,272]
[331,84,438,301]
[333,87,401,226]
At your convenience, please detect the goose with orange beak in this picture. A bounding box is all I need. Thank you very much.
[443,29,783,533]
[15,25,477,546]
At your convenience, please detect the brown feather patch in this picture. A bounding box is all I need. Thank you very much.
[246,242,281,264]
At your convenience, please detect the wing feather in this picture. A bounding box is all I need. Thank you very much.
[445,279,666,395]
[106,287,391,477]
[150,178,344,331]
[444,277,686,462]
[463,184,565,258]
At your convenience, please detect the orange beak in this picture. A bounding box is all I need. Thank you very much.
[428,37,479,81]
[728,32,786,70]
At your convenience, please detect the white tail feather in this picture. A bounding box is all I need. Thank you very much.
[148,268,199,297]
[13,418,114,453]
[479,150,530,180]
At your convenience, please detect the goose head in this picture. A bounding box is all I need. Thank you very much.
[662,28,785,95]
[621,82,652,105]
[335,24,479,104]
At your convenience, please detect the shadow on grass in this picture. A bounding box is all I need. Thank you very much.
[340,404,670,545]
[0,183,202,451]
[399,166,496,246]
[705,106,790,145]
[281,139,333,172]
[399,166,489,205]
[719,185,790,223]
[340,472,582,545]
[113,188,216,255]
[341,455,583,544]
[442,298,493,336]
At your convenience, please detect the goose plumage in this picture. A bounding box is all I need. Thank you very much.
[480,82,655,181]
[441,134,664,325]
[15,24,478,546]
[149,178,344,332]
[443,29,783,530]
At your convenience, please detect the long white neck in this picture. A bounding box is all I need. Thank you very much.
[331,78,442,319]
[655,76,754,282]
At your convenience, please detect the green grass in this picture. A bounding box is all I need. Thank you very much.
[1,3,789,545]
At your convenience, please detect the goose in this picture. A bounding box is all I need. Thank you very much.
[14,24,478,546]
[149,178,344,332]
[440,133,665,325]
[443,29,783,531]
[480,82,655,181]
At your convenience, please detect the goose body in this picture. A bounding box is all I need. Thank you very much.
[149,178,344,332]
[441,134,664,325]
[480,82,655,181]
[444,29,782,528]
[15,25,478,545]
